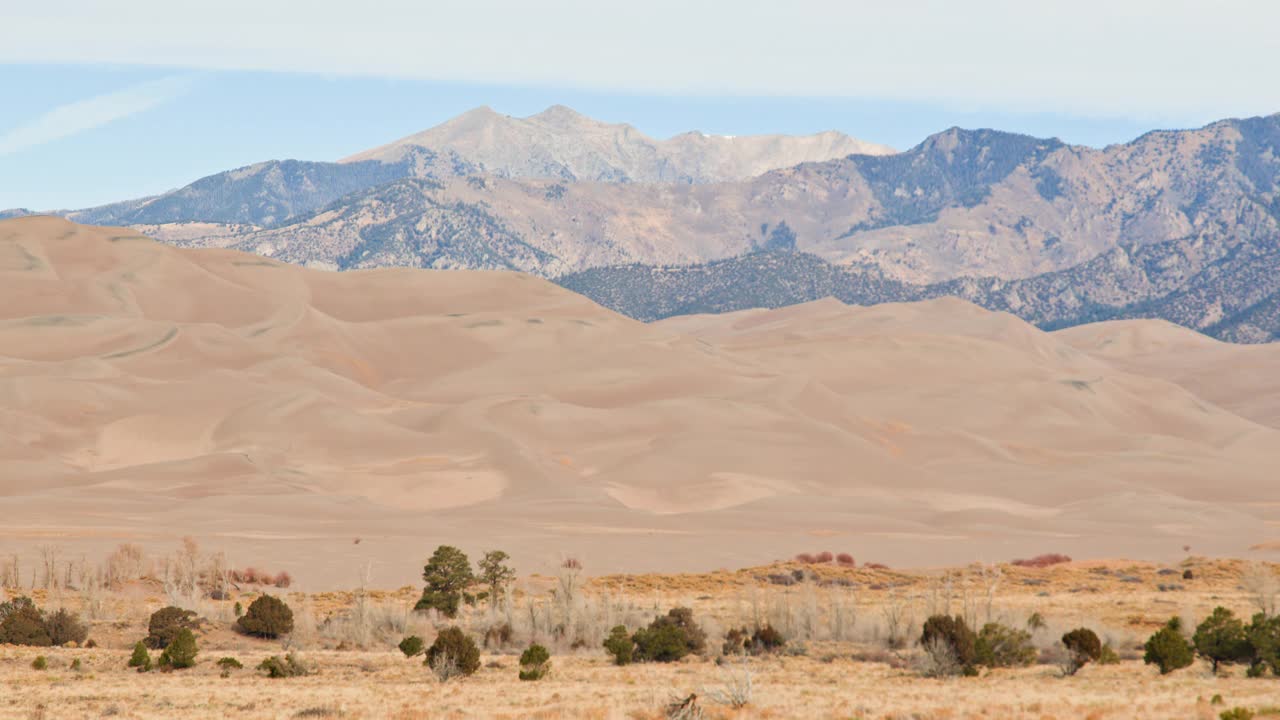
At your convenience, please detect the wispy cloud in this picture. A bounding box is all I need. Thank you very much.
[0,75,192,157]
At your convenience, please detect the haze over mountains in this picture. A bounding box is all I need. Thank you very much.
[7,107,1280,342]
[3,217,1278,583]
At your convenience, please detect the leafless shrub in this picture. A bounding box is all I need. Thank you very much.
[703,659,752,708]
[105,544,147,586]
[917,636,962,677]
[1241,563,1279,616]
[665,693,704,720]
[429,652,463,682]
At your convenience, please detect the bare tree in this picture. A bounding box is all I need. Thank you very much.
[1242,563,1279,616]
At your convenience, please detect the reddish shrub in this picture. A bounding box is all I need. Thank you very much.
[814,551,834,564]
[1011,554,1072,569]
[864,562,890,570]
[794,553,816,564]
[272,571,292,588]
[836,553,856,568]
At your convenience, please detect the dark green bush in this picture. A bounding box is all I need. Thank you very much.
[44,608,89,647]
[128,641,152,671]
[415,546,475,618]
[0,602,50,647]
[398,635,425,658]
[425,627,480,679]
[236,595,293,638]
[217,656,243,678]
[518,643,551,681]
[257,653,311,678]
[921,615,978,675]
[1144,617,1194,675]
[1220,708,1254,720]
[1195,607,1252,673]
[1061,628,1102,675]
[975,622,1037,668]
[31,656,47,671]
[603,625,634,665]
[159,628,198,669]
[146,606,198,649]
[1246,612,1280,677]
[632,607,707,663]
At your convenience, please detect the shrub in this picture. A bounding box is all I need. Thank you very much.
[31,656,47,670]
[233,602,243,618]
[921,615,978,675]
[1195,607,1253,673]
[415,546,475,618]
[425,627,480,679]
[1098,643,1121,665]
[399,635,426,658]
[236,595,293,638]
[217,657,243,678]
[258,653,311,678]
[0,602,50,646]
[633,608,707,663]
[44,608,89,647]
[835,553,856,567]
[0,596,37,623]
[975,622,1037,668]
[477,550,516,607]
[483,622,513,649]
[1144,617,1194,675]
[518,643,551,681]
[1061,628,1102,675]
[159,628,198,669]
[128,641,153,671]
[864,562,890,570]
[1221,709,1254,720]
[1246,612,1280,677]
[604,625,634,665]
[723,625,786,656]
[1012,554,1072,569]
[146,607,198,649]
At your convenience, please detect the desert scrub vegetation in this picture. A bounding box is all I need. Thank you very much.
[146,606,199,648]
[158,627,198,669]
[425,626,481,680]
[631,607,708,663]
[397,634,425,658]
[128,641,153,672]
[0,596,89,646]
[236,594,294,638]
[258,653,313,678]
[721,624,785,656]
[1060,627,1103,676]
[518,643,551,680]
[1143,617,1194,674]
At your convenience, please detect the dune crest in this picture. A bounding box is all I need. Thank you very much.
[1,217,1277,586]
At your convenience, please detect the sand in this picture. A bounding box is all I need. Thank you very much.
[1,217,1278,589]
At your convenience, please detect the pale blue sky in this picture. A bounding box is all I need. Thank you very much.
[3,0,1278,210]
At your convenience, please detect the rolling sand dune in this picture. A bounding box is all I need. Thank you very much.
[1,217,1278,587]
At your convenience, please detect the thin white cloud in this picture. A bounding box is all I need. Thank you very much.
[1,1,1278,118]
[0,76,191,157]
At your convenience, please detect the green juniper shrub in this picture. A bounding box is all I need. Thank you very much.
[44,608,89,647]
[424,627,481,679]
[128,641,153,672]
[975,621,1037,668]
[603,625,634,665]
[233,602,243,618]
[0,601,50,647]
[920,615,978,676]
[1061,628,1102,675]
[1144,617,1194,675]
[1195,607,1253,674]
[398,635,426,658]
[415,546,475,618]
[31,656,47,671]
[236,595,294,638]
[257,653,311,678]
[631,608,707,663]
[724,624,787,656]
[159,628,198,670]
[146,606,198,649]
[217,657,244,678]
[1220,709,1254,720]
[518,643,551,681]
[1246,612,1280,678]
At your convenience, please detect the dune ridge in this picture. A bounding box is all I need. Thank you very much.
[1,217,1277,587]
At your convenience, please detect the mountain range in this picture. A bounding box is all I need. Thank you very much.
[6,107,1280,341]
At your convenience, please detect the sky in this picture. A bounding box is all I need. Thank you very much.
[2,0,1279,210]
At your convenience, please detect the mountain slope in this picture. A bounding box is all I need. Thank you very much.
[3,218,1277,583]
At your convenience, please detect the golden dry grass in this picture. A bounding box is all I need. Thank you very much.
[3,558,1279,719]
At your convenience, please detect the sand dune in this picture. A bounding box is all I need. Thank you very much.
[1,217,1278,587]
